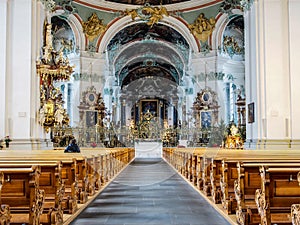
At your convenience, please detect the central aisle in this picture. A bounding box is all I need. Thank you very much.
[70,158,232,225]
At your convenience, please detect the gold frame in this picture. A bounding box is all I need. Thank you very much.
[85,110,98,127]
[200,110,212,128]
[140,99,159,118]
[248,102,255,123]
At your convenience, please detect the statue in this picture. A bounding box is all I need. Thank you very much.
[54,104,65,126]
[124,5,169,27]
[39,105,47,125]
[230,124,238,136]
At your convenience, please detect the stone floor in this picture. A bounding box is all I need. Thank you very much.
[70,158,232,225]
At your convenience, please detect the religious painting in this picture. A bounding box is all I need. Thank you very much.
[140,100,158,117]
[86,110,98,127]
[201,111,212,128]
[248,102,255,123]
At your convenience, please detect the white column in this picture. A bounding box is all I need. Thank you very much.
[244,1,259,148]
[6,0,33,142]
[289,0,300,148]
[31,1,48,145]
[245,0,292,149]
[0,0,8,139]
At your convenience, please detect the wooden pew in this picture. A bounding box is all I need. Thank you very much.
[0,148,135,225]
[255,165,300,225]
[0,166,44,225]
[202,149,300,214]
[0,157,82,216]
[0,161,67,224]
[163,147,300,225]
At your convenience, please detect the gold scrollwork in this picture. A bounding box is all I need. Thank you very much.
[0,204,11,225]
[255,166,269,225]
[188,13,216,42]
[220,164,228,210]
[236,206,245,225]
[235,162,245,225]
[82,13,107,42]
[291,204,300,225]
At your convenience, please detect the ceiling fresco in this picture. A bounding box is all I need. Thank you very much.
[104,0,191,5]
[107,23,189,51]
[107,23,189,88]
[121,61,178,87]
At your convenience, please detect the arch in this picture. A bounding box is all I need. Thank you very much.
[98,15,198,54]
[52,10,86,51]
[212,10,244,54]
[112,39,186,69]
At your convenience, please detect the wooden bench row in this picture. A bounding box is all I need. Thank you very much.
[163,147,300,225]
[0,147,135,225]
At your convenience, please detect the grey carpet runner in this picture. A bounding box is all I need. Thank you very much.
[70,158,232,225]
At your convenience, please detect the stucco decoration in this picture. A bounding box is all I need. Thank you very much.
[124,4,169,27]
[82,13,107,42]
[188,13,216,42]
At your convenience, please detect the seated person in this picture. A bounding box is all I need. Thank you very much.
[64,139,80,153]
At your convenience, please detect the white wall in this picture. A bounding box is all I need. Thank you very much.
[289,0,300,147]
[6,0,32,140]
[0,0,7,139]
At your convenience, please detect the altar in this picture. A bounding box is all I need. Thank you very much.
[134,140,162,158]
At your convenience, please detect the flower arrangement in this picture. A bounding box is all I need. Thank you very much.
[90,142,97,148]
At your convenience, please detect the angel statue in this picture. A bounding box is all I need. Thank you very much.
[144,6,169,27]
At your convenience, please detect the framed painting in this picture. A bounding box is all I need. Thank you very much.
[201,111,212,128]
[140,100,158,116]
[248,102,255,123]
[86,110,98,127]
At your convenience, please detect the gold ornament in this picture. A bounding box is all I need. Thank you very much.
[188,13,216,42]
[82,13,107,42]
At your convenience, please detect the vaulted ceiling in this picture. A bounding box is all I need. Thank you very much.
[107,23,190,88]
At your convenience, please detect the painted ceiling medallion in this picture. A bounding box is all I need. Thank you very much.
[188,13,216,42]
[124,4,169,27]
[82,13,107,42]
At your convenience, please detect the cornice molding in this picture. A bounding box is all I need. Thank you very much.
[73,0,222,12]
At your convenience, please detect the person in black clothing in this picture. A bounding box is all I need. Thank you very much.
[64,139,80,153]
